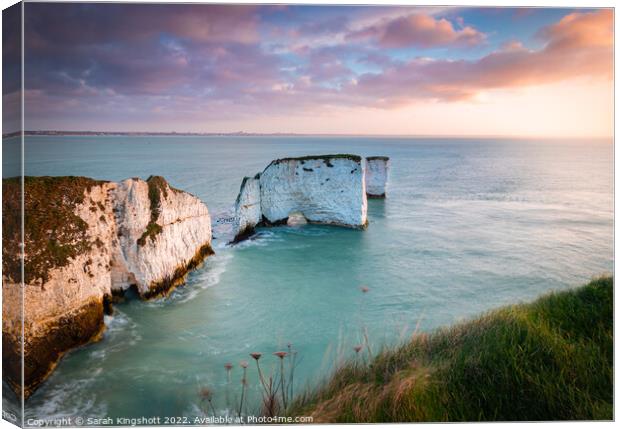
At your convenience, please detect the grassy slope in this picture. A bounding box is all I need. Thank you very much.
[292,276,613,422]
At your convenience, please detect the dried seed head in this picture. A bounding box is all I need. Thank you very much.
[200,387,213,401]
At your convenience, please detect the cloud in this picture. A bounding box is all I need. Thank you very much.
[347,9,613,105]
[25,3,260,47]
[347,13,485,48]
[537,8,613,51]
[297,15,350,37]
[24,3,281,99]
[19,5,613,132]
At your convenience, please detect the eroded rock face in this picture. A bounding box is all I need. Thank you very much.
[231,155,370,242]
[260,155,367,227]
[113,177,213,297]
[365,156,390,198]
[1,175,212,398]
[231,174,262,243]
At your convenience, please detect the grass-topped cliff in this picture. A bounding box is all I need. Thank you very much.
[2,176,107,284]
[137,175,185,247]
[291,276,613,422]
[268,154,362,169]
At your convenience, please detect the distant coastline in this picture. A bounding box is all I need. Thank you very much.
[2,130,304,139]
[2,131,612,140]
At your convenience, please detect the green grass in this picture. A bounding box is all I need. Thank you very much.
[2,176,107,284]
[291,276,613,422]
[136,222,163,247]
[137,175,178,247]
[268,154,362,169]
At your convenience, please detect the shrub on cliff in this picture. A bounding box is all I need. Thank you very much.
[291,276,613,422]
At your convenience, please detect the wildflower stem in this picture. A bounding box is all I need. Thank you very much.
[255,360,268,393]
[280,358,287,411]
[363,327,373,358]
[287,344,294,403]
[238,366,247,418]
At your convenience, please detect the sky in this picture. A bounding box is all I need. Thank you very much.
[2,3,614,137]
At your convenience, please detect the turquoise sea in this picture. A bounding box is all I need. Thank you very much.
[2,136,614,421]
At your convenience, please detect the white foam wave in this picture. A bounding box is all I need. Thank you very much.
[143,251,233,307]
[100,309,142,354]
[230,230,281,249]
[25,369,108,421]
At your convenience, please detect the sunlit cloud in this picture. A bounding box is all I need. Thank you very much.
[348,10,613,105]
[4,4,612,137]
[347,13,486,48]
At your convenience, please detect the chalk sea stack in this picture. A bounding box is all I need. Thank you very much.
[232,174,262,243]
[2,175,213,398]
[365,156,390,198]
[232,154,368,242]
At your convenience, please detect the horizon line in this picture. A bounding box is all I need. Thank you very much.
[2,130,613,140]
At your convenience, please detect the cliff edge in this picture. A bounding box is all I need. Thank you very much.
[2,175,213,398]
[290,276,613,422]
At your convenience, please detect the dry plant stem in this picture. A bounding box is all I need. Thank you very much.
[288,352,297,402]
[225,380,230,410]
[265,376,278,417]
[287,344,293,402]
[225,365,232,410]
[363,326,373,359]
[279,359,287,410]
[255,360,268,392]
[238,367,247,417]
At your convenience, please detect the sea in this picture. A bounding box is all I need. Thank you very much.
[1,135,613,422]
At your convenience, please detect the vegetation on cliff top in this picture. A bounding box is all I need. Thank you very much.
[137,175,179,247]
[291,276,613,422]
[268,154,362,169]
[2,176,107,284]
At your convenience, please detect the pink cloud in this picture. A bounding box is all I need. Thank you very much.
[347,13,485,48]
[21,5,613,133]
[166,5,260,44]
[538,8,613,51]
[347,10,612,105]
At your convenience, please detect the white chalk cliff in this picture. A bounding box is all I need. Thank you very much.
[231,174,262,242]
[2,175,212,397]
[365,156,390,198]
[112,177,213,296]
[261,156,368,226]
[232,155,368,241]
